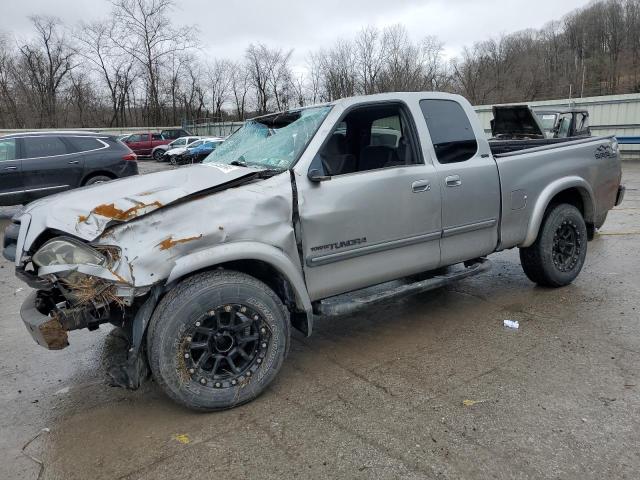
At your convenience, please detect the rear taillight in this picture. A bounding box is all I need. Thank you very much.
[122,152,137,161]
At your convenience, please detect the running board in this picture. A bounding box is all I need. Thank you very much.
[315,258,491,317]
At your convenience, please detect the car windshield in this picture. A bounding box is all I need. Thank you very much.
[204,106,332,170]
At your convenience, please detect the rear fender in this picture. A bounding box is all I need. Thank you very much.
[521,176,595,247]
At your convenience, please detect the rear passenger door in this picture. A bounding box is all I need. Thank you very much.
[419,99,500,265]
[0,138,23,205]
[21,135,84,202]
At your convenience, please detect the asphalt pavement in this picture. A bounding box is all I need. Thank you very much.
[1,160,639,479]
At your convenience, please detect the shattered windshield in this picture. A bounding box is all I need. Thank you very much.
[203,106,332,170]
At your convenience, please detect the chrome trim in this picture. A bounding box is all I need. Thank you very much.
[0,190,21,196]
[307,218,499,267]
[442,219,497,238]
[307,231,441,267]
[23,185,68,193]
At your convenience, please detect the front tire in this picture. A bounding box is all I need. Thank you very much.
[153,150,164,161]
[147,270,290,411]
[519,203,587,287]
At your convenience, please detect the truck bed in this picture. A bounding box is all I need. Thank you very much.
[489,136,588,155]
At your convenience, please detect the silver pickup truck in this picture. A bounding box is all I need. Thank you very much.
[3,92,625,411]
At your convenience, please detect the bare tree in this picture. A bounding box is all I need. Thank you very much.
[355,26,386,94]
[230,61,250,120]
[17,16,75,127]
[110,0,197,125]
[75,19,136,126]
[208,59,233,120]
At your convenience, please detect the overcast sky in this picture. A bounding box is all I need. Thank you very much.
[1,0,590,70]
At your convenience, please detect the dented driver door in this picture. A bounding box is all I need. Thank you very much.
[297,165,442,302]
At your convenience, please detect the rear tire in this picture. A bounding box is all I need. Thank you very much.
[519,203,587,287]
[147,270,290,411]
[84,175,112,186]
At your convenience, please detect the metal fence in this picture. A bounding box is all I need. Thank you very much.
[184,121,244,138]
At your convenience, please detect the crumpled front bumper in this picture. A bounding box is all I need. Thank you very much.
[20,291,69,350]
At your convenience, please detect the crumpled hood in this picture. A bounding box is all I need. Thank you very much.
[21,163,257,249]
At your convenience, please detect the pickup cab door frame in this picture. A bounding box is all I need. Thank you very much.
[419,98,501,265]
[294,100,443,301]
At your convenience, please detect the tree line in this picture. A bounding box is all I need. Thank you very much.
[0,0,639,129]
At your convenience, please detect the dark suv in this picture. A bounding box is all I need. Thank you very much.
[0,132,138,206]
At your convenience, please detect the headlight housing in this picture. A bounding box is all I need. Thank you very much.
[32,237,106,268]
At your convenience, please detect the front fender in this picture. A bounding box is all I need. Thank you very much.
[521,176,595,247]
[166,240,313,318]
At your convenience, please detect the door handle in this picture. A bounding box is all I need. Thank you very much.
[445,175,462,187]
[411,180,431,193]
[4,166,17,170]
[68,160,79,164]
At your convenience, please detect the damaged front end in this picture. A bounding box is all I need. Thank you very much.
[18,238,155,387]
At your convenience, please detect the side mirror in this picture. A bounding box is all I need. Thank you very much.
[307,169,331,182]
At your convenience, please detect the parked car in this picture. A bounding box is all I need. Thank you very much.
[175,137,224,164]
[534,108,591,139]
[5,92,624,411]
[123,132,169,157]
[159,128,191,140]
[151,136,201,161]
[0,131,138,206]
[489,105,593,155]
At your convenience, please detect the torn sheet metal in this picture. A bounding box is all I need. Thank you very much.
[20,163,253,248]
[95,172,299,287]
[20,167,299,289]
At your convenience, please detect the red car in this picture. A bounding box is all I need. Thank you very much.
[123,129,191,157]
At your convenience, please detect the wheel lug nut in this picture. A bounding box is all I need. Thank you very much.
[254,315,259,320]
[240,307,247,313]
[260,328,266,333]
[200,378,207,385]
[189,368,195,374]
[184,353,190,358]
[186,336,192,342]
[225,305,231,312]
[246,371,251,377]
[261,342,267,348]
[231,379,237,385]
[215,382,221,388]
[257,358,262,364]
[195,321,201,327]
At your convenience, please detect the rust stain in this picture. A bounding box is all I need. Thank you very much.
[157,234,203,251]
[78,214,88,223]
[87,201,163,221]
[109,269,130,285]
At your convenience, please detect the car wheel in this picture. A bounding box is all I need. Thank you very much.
[147,270,290,411]
[153,150,164,161]
[84,175,112,186]
[519,203,587,287]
